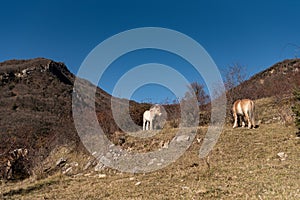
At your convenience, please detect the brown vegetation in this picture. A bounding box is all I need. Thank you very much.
[0,57,299,199]
[1,122,299,199]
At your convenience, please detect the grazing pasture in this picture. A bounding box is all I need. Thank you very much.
[1,121,299,199]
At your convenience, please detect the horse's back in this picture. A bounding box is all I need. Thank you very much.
[241,99,254,111]
[143,110,150,120]
[233,99,254,115]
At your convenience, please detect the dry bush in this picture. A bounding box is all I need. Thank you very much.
[292,88,300,134]
[97,111,119,136]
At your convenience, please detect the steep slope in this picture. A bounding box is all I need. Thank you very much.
[0,59,83,165]
[228,58,300,100]
[0,58,154,179]
[0,58,148,178]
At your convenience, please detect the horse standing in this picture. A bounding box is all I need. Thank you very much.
[232,99,255,129]
[143,104,162,130]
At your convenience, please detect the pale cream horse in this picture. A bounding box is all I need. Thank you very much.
[232,99,255,129]
[143,104,162,131]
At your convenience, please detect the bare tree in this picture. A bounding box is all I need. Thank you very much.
[223,63,247,91]
[222,63,247,124]
[190,82,209,108]
[187,82,210,126]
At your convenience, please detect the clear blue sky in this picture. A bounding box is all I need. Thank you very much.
[1,0,300,103]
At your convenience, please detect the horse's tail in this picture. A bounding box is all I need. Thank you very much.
[249,100,255,127]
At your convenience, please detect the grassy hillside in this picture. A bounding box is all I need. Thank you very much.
[1,122,299,199]
[1,58,299,199]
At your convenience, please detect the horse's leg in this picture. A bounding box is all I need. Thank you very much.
[241,116,245,127]
[149,120,153,130]
[233,112,238,128]
[146,121,150,130]
[244,112,251,129]
[148,121,150,130]
[251,116,255,129]
[143,118,145,130]
[250,106,255,129]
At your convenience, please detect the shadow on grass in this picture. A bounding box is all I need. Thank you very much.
[2,179,59,197]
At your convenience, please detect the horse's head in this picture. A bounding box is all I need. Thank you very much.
[150,104,162,117]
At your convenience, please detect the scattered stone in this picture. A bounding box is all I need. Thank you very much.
[84,173,91,177]
[277,152,287,161]
[83,161,92,171]
[129,177,135,181]
[63,167,73,174]
[94,162,105,172]
[196,138,202,143]
[73,173,83,177]
[70,162,79,167]
[176,135,190,142]
[84,157,98,171]
[135,181,141,186]
[162,140,169,148]
[147,158,157,166]
[196,188,208,194]
[98,174,107,178]
[159,141,164,148]
[56,158,67,167]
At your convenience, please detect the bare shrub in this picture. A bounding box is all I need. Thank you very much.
[180,88,199,127]
[222,63,247,123]
[223,63,246,91]
[292,88,300,134]
[190,82,209,108]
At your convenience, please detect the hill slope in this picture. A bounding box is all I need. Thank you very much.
[1,124,299,199]
[0,57,299,180]
[0,58,81,158]
[228,58,300,100]
[0,58,147,178]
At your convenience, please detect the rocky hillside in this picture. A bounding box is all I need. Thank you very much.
[0,58,149,179]
[0,59,84,173]
[228,58,300,101]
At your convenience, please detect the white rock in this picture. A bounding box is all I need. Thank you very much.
[176,135,190,142]
[135,181,141,186]
[56,157,67,167]
[277,152,287,161]
[83,161,92,170]
[98,174,106,178]
[94,162,105,171]
[162,141,169,148]
[70,162,79,167]
[63,167,72,174]
[147,158,157,166]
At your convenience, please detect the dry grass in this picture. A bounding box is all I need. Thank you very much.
[1,122,299,199]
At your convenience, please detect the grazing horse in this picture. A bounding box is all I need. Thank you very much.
[232,99,255,129]
[143,104,162,130]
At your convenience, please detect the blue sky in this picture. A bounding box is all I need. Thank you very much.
[1,0,300,103]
